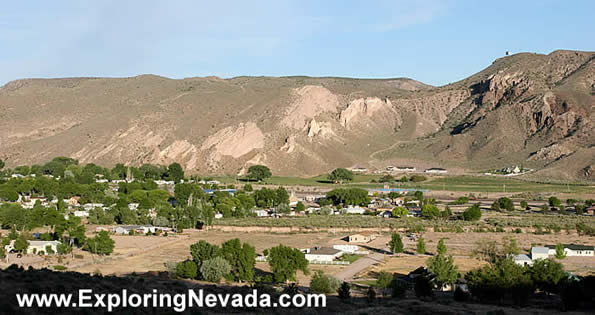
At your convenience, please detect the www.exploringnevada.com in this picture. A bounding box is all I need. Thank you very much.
[16,288,326,312]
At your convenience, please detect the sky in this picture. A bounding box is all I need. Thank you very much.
[1,0,593,86]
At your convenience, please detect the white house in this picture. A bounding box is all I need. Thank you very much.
[113,225,171,235]
[347,232,376,243]
[333,244,359,254]
[351,167,368,173]
[82,203,104,211]
[344,205,366,215]
[253,209,269,217]
[531,247,550,260]
[546,244,594,257]
[303,247,343,262]
[512,254,533,266]
[425,168,447,174]
[4,240,61,255]
[73,210,89,217]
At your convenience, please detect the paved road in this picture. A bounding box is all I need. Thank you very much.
[335,252,386,281]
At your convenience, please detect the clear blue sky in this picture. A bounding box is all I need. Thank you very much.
[1,0,593,86]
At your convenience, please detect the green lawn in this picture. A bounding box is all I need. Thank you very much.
[212,174,594,193]
[341,254,364,263]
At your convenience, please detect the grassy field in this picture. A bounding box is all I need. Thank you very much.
[213,214,595,230]
[213,174,594,194]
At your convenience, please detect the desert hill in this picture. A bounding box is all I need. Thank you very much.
[0,50,593,181]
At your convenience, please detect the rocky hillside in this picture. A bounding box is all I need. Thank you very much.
[0,50,593,181]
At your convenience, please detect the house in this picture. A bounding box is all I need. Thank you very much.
[513,254,533,266]
[351,167,368,173]
[378,210,393,218]
[333,244,359,254]
[396,166,416,172]
[214,213,223,219]
[344,205,366,215]
[4,240,61,255]
[73,210,89,217]
[288,192,299,207]
[253,209,269,217]
[545,244,594,257]
[11,174,25,178]
[347,232,377,243]
[531,247,550,260]
[65,196,81,206]
[425,168,447,174]
[128,203,139,211]
[303,247,343,262]
[112,225,171,235]
[82,203,104,211]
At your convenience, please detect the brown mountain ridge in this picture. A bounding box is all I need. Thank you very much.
[0,50,593,181]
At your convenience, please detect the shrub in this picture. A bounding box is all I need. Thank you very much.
[176,260,198,279]
[310,271,340,293]
[463,204,482,221]
[389,233,404,253]
[53,265,67,271]
[338,282,351,300]
[200,256,231,283]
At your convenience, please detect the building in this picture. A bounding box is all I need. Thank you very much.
[333,244,359,254]
[531,247,550,260]
[545,244,594,257]
[424,168,447,174]
[252,209,269,217]
[512,254,533,266]
[303,247,343,262]
[344,205,366,215]
[112,225,171,235]
[396,166,416,172]
[377,210,393,218]
[351,167,368,173]
[347,232,377,243]
[4,240,61,255]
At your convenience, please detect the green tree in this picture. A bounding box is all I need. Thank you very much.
[167,163,184,183]
[520,200,528,209]
[14,235,29,253]
[220,238,256,282]
[421,204,440,218]
[84,231,115,255]
[555,243,566,259]
[327,168,354,184]
[416,237,426,254]
[267,244,309,282]
[389,233,404,253]
[427,254,459,290]
[548,196,561,208]
[463,204,482,221]
[0,159,4,169]
[190,240,221,269]
[246,165,272,182]
[497,197,514,211]
[436,239,447,255]
[392,206,409,217]
[529,258,565,294]
[176,260,198,279]
[295,201,305,212]
[200,256,232,283]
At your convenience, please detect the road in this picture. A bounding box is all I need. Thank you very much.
[334,252,386,281]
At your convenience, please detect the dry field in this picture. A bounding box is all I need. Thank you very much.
[2,228,594,281]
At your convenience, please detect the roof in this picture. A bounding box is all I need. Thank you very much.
[513,254,531,261]
[531,247,550,255]
[545,244,594,251]
[426,168,446,171]
[29,240,60,246]
[307,247,342,256]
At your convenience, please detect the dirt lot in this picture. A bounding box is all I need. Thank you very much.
[2,229,594,281]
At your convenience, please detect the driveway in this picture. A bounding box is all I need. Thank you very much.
[334,252,386,281]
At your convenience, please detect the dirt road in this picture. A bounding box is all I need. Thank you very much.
[334,252,386,281]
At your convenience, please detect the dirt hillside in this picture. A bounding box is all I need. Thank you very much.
[0,50,593,180]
